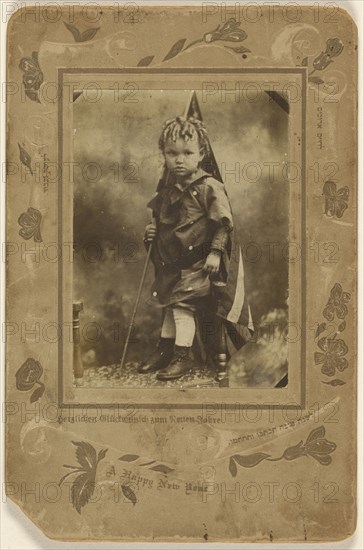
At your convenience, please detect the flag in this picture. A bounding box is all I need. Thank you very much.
[185,92,254,346]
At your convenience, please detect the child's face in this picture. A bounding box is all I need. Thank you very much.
[163,137,204,180]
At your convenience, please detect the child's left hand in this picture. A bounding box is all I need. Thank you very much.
[203,252,221,275]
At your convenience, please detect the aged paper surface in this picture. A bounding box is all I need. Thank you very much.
[5,3,357,543]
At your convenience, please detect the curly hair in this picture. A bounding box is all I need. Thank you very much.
[158,116,210,156]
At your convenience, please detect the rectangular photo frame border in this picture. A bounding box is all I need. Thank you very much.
[58,67,306,410]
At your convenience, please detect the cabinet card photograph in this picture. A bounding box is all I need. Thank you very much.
[5,4,358,544]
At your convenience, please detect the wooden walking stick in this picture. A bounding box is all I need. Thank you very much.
[119,225,154,371]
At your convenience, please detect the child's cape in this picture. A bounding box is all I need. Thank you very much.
[152,169,254,356]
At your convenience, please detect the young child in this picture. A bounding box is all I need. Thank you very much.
[138,116,238,381]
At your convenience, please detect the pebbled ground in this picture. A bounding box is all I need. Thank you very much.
[79,361,221,389]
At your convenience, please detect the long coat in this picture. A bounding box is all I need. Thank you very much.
[146,168,254,350]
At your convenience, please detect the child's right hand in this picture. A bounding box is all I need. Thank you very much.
[145,223,157,242]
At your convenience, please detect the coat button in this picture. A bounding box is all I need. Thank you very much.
[187,286,193,291]
[188,245,193,250]
[192,190,197,196]
[152,291,157,297]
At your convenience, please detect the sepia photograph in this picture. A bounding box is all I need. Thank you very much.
[4,3,358,544]
[72,86,291,390]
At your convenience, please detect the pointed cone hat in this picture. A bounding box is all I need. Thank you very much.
[184,91,224,183]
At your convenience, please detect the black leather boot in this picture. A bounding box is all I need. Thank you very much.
[156,345,193,381]
[138,338,175,374]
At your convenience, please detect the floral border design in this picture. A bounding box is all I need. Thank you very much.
[18,207,43,243]
[59,441,108,513]
[229,426,336,476]
[13,18,352,514]
[323,181,349,220]
[137,18,250,67]
[19,51,43,103]
[298,37,344,85]
[118,453,174,474]
[15,358,45,402]
[63,21,100,42]
[314,283,351,386]
[18,143,33,175]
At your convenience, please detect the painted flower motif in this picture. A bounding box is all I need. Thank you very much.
[18,207,42,242]
[323,181,349,219]
[203,18,247,43]
[325,38,344,57]
[323,283,351,321]
[282,426,337,465]
[229,426,337,476]
[15,358,43,391]
[314,336,348,377]
[19,52,43,89]
[19,56,39,73]
[15,358,45,402]
[23,73,43,91]
[19,52,43,102]
[313,38,344,70]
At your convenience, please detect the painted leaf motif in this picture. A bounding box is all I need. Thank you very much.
[163,38,186,61]
[72,441,97,471]
[309,453,332,465]
[306,426,325,444]
[71,472,95,514]
[309,76,324,84]
[118,454,140,462]
[322,379,346,386]
[25,89,41,103]
[18,143,33,174]
[58,469,81,487]
[301,57,308,66]
[30,384,45,403]
[63,21,82,42]
[81,27,100,42]
[316,322,327,338]
[121,484,137,505]
[229,457,237,477]
[98,448,108,462]
[149,464,174,474]
[137,56,154,67]
[232,453,270,468]
[338,321,346,332]
[227,46,251,54]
